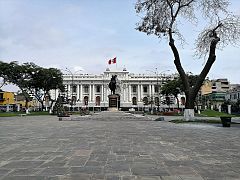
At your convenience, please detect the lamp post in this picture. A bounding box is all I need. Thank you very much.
[64,68,82,111]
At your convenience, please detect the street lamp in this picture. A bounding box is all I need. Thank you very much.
[64,68,82,111]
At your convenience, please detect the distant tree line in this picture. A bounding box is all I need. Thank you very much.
[0,61,64,111]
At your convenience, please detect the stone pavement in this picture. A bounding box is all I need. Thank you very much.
[0,111,240,180]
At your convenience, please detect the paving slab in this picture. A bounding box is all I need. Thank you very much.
[0,112,240,180]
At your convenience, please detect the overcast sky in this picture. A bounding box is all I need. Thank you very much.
[1,0,240,91]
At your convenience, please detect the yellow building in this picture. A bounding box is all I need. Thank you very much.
[15,94,40,111]
[0,91,15,105]
[0,91,40,112]
[0,90,15,111]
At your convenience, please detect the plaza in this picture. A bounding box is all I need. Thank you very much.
[0,112,240,180]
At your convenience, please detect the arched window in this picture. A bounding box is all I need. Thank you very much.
[96,96,101,106]
[143,97,148,105]
[181,97,186,105]
[155,97,159,106]
[84,96,88,105]
[166,96,170,105]
[132,97,137,105]
[72,96,77,105]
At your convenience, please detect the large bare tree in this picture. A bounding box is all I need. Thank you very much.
[135,0,240,120]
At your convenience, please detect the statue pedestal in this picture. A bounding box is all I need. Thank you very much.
[108,94,119,111]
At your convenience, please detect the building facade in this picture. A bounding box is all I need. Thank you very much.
[200,79,212,95]
[200,78,230,109]
[50,68,185,111]
[211,78,230,92]
[0,90,15,111]
[226,84,240,103]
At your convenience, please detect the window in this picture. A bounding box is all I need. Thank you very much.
[154,97,159,105]
[234,94,237,99]
[72,96,76,105]
[143,97,148,105]
[84,86,89,93]
[143,86,148,93]
[84,96,88,105]
[165,96,170,105]
[96,85,101,93]
[181,97,186,105]
[154,86,159,93]
[132,85,137,93]
[0,93,3,101]
[96,96,100,106]
[132,97,137,105]
[64,85,68,92]
[72,85,77,93]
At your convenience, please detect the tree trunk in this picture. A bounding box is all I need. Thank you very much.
[25,99,29,114]
[168,31,219,120]
[47,92,55,114]
[34,91,44,111]
[41,101,44,111]
[174,95,180,109]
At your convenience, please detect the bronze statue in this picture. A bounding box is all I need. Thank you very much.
[108,75,117,94]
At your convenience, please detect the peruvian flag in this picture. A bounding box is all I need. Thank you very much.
[108,57,117,65]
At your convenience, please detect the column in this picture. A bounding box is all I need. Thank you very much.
[80,84,83,102]
[140,84,143,100]
[125,85,128,102]
[152,85,155,96]
[137,85,140,102]
[103,84,106,107]
[149,84,151,97]
[101,84,104,102]
[68,84,71,93]
[129,84,132,102]
[68,84,71,99]
[77,84,80,101]
[89,84,92,102]
[123,85,126,102]
[93,84,95,104]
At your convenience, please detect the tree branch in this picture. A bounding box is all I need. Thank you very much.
[193,36,220,96]
[168,31,190,94]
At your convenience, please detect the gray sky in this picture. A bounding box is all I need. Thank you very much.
[1,0,240,91]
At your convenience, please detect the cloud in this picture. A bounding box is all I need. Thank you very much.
[73,66,85,73]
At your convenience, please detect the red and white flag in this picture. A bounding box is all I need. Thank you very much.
[108,57,117,65]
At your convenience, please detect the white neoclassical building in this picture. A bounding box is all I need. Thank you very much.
[50,68,185,111]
